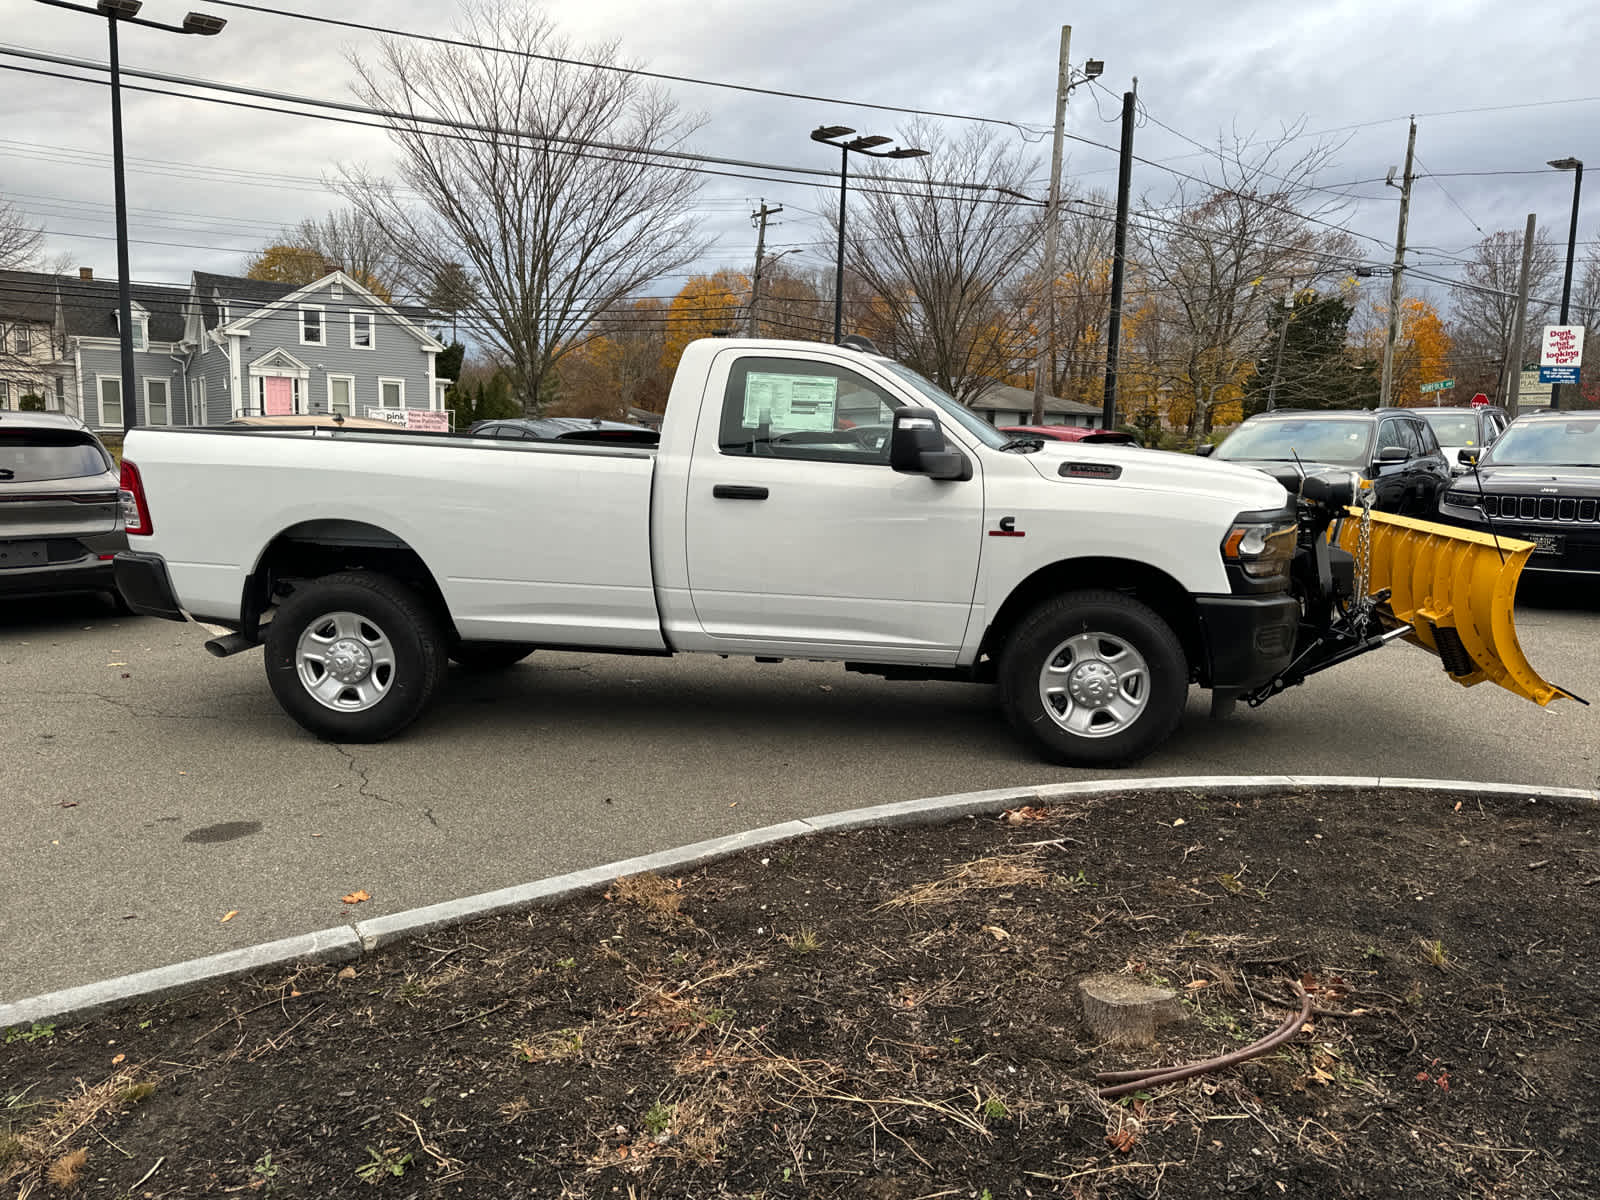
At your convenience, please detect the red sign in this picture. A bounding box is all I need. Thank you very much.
[1469,392,1489,407]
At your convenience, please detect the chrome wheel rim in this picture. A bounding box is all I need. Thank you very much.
[295,611,396,712]
[1038,631,1150,738]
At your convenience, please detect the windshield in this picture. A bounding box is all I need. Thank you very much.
[874,359,1009,450]
[0,430,112,483]
[1420,412,1480,445]
[1482,418,1600,467]
[1214,418,1372,467]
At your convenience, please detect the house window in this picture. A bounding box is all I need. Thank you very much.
[190,377,207,425]
[145,378,169,425]
[54,375,65,410]
[349,310,374,349]
[299,305,325,346]
[0,381,9,409]
[328,374,354,417]
[379,378,405,408]
[15,325,30,354]
[98,377,123,427]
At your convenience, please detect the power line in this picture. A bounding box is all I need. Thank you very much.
[200,0,1051,136]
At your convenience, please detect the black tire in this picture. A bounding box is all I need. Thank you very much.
[449,641,536,670]
[264,571,447,742]
[998,589,1188,766]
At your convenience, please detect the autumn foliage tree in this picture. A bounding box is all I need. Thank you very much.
[658,270,748,374]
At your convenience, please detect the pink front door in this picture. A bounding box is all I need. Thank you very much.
[263,376,293,416]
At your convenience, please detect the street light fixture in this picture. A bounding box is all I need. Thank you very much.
[34,0,226,433]
[1548,157,1584,411]
[810,125,929,344]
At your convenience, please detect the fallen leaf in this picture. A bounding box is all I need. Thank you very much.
[341,890,371,905]
[57,801,78,809]
[981,924,1011,942]
[219,910,238,923]
[337,966,357,980]
[1453,801,1463,812]
[1002,805,1050,824]
[728,802,738,808]
[1172,817,1186,827]
[111,1053,125,1065]
[1185,979,1211,990]
[1105,1128,1138,1153]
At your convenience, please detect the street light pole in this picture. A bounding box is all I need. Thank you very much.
[106,7,136,435]
[34,0,225,433]
[811,126,928,345]
[1548,157,1584,411]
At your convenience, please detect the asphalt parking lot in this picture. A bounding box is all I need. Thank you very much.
[4,580,1598,1003]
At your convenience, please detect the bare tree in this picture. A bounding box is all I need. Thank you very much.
[286,207,399,298]
[1449,229,1560,396]
[831,122,1043,403]
[1024,191,1118,404]
[1129,124,1356,436]
[335,1,709,413]
[0,196,45,270]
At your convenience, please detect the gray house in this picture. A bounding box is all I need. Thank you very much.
[966,382,1105,429]
[1,267,446,431]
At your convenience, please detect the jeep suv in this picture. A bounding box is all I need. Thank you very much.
[0,411,127,604]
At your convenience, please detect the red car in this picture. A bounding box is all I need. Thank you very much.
[997,424,1138,445]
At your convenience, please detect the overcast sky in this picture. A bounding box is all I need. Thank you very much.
[5,0,1598,317]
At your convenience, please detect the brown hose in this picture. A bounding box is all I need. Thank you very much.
[1094,991,1314,1100]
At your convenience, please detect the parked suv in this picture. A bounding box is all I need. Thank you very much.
[0,411,127,604]
[469,417,659,446]
[1419,405,1510,474]
[1437,411,1600,576]
[1200,408,1452,516]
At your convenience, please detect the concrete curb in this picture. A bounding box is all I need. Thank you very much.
[4,774,1595,1032]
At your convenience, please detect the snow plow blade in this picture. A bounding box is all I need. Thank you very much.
[1333,510,1569,705]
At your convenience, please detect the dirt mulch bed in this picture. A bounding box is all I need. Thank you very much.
[4,786,1600,1199]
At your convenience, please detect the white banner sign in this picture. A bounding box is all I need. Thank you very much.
[365,407,450,432]
[1540,324,1585,367]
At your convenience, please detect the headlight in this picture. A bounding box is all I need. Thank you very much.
[1222,517,1297,579]
[1443,489,1481,509]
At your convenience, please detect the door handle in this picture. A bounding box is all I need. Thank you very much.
[712,484,768,500]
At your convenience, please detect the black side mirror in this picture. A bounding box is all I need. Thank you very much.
[889,408,970,481]
[1195,443,1216,457]
[1457,447,1480,466]
[1375,445,1410,465]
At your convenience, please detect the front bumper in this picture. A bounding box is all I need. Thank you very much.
[113,551,187,621]
[1194,593,1300,690]
[1437,505,1600,575]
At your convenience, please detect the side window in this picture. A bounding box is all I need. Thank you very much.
[1413,419,1440,455]
[1376,419,1404,455]
[719,357,902,464]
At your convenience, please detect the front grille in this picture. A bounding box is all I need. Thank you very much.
[1468,493,1600,523]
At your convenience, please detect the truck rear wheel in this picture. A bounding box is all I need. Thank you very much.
[999,590,1188,766]
[264,571,447,742]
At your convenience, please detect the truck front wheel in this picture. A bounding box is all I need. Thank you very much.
[264,571,447,742]
[999,590,1188,766]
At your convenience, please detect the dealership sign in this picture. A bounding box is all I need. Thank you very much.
[1539,325,1584,385]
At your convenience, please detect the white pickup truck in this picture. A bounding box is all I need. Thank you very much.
[115,336,1318,765]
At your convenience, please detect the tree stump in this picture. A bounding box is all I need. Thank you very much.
[1079,975,1186,1045]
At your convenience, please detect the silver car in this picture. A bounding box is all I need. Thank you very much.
[0,410,127,605]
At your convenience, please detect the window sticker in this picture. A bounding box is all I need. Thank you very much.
[743,371,838,432]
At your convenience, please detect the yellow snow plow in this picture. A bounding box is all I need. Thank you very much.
[1243,473,1580,709]
[1331,509,1571,705]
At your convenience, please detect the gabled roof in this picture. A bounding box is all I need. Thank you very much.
[58,277,187,342]
[221,270,444,351]
[0,269,59,324]
[193,270,437,333]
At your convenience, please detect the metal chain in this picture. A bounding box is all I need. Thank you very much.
[1352,485,1375,634]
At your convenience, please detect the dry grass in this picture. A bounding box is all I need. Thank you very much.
[610,872,689,926]
[877,851,1055,910]
[0,1070,155,1191]
[45,1148,88,1190]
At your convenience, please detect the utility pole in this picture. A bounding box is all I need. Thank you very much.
[1032,24,1072,425]
[747,200,782,337]
[1265,278,1296,412]
[1379,118,1417,408]
[1101,80,1135,431]
[1505,213,1537,412]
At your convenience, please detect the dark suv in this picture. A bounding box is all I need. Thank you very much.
[1437,411,1600,576]
[0,411,127,604]
[1201,408,1452,515]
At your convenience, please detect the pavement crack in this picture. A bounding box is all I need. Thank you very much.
[332,745,398,807]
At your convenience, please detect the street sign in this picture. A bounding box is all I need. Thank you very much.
[1469,392,1489,406]
[1419,379,1455,393]
[1540,325,1584,368]
[1539,365,1580,385]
